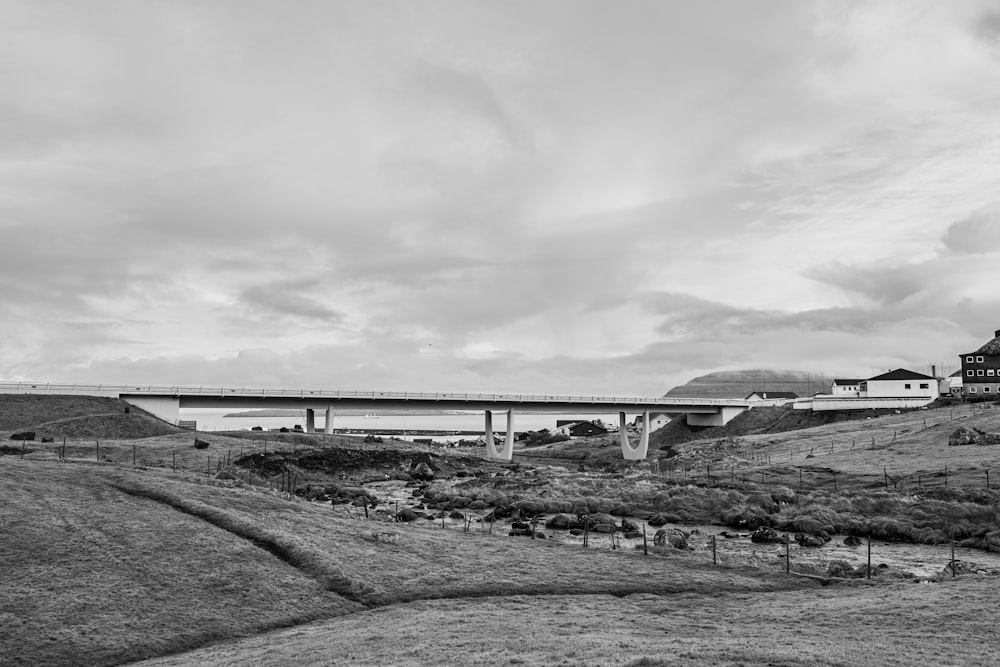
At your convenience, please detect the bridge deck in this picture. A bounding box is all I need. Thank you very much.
[0,382,757,413]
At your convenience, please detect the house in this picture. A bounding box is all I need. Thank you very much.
[830,379,864,396]
[860,369,937,400]
[553,420,609,438]
[744,391,798,402]
[958,328,1000,398]
[635,412,671,432]
[948,370,964,397]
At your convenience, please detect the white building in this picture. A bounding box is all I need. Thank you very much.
[860,369,937,400]
[830,379,864,396]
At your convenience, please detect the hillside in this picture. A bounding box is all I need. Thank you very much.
[0,394,182,439]
[664,368,834,398]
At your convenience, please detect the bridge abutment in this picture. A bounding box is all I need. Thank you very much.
[305,409,316,433]
[324,406,334,434]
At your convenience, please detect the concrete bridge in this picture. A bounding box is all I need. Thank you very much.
[0,382,782,461]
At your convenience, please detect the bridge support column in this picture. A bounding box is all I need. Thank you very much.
[484,410,515,461]
[305,409,315,434]
[619,410,649,460]
[324,406,334,434]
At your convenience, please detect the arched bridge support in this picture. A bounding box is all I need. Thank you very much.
[620,410,650,460]
[484,409,515,461]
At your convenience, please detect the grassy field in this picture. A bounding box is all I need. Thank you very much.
[6,397,1000,665]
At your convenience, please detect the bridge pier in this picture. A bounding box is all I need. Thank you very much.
[324,406,334,434]
[484,409,515,461]
[305,409,315,433]
[619,410,650,460]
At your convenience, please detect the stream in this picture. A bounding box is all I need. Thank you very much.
[361,480,1000,579]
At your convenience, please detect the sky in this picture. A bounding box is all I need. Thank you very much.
[2,0,1000,396]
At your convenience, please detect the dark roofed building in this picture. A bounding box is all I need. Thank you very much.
[959,328,1000,398]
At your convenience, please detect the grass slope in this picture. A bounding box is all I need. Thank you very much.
[0,394,181,438]
[131,581,1000,666]
[0,459,359,667]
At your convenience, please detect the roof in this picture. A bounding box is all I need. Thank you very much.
[950,370,964,378]
[974,333,1000,356]
[744,391,799,399]
[832,379,864,385]
[867,368,935,382]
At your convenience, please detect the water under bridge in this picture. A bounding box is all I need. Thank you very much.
[0,382,786,460]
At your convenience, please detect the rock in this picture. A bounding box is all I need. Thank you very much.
[949,426,1000,446]
[569,528,585,536]
[194,438,210,449]
[10,431,35,441]
[620,518,640,533]
[508,528,532,537]
[545,514,574,530]
[647,514,669,527]
[719,531,741,539]
[215,470,238,480]
[412,462,435,480]
[750,527,786,544]
[623,530,642,539]
[467,500,489,511]
[534,532,546,540]
[396,507,418,522]
[513,499,547,515]
[449,496,471,509]
[511,520,530,530]
[942,560,1000,577]
[843,535,863,547]
[827,560,861,578]
[591,523,615,534]
[449,511,466,520]
[653,528,688,549]
[336,486,374,500]
[796,533,826,548]
[41,436,54,443]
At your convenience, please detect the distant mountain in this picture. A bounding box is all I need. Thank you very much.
[664,369,832,399]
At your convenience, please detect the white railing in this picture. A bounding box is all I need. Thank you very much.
[0,381,753,407]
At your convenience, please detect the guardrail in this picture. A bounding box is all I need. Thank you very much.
[0,381,753,407]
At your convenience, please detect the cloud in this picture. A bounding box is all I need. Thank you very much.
[941,210,1000,254]
[240,280,346,324]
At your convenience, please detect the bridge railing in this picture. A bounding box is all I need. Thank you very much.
[0,381,752,406]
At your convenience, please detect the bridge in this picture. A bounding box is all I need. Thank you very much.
[0,382,784,461]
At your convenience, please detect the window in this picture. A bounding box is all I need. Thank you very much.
[968,370,975,376]
[971,386,978,393]
[979,370,985,376]
[978,356,985,363]
[904,383,911,389]
[968,356,975,363]
[990,370,996,376]
[986,386,992,393]
[920,383,929,389]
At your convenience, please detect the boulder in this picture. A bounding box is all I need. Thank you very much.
[214,470,238,480]
[647,514,669,527]
[843,535,863,547]
[412,462,435,480]
[508,528,532,537]
[449,511,466,520]
[396,507,418,522]
[620,518,640,533]
[511,520,530,530]
[750,527,787,544]
[591,523,616,534]
[545,514,574,530]
[949,426,1000,446]
[795,533,826,548]
[467,500,490,511]
[41,436,54,443]
[193,438,210,449]
[653,528,688,549]
[10,431,35,441]
[569,528,585,536]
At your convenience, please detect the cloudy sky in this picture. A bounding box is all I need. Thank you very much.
[2,0,1000,396]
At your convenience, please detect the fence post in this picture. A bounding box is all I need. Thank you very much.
[133,444,136,466]
[950,531,956,577]
[987,469,991,490]
[642,525,648,556]
[712,535,717,565]
[867,535,871,579]
[884,468,888,489]
[785,537,790,574]
[96,440,100,461]
[945,466,948,488]
[172,451,175,471]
